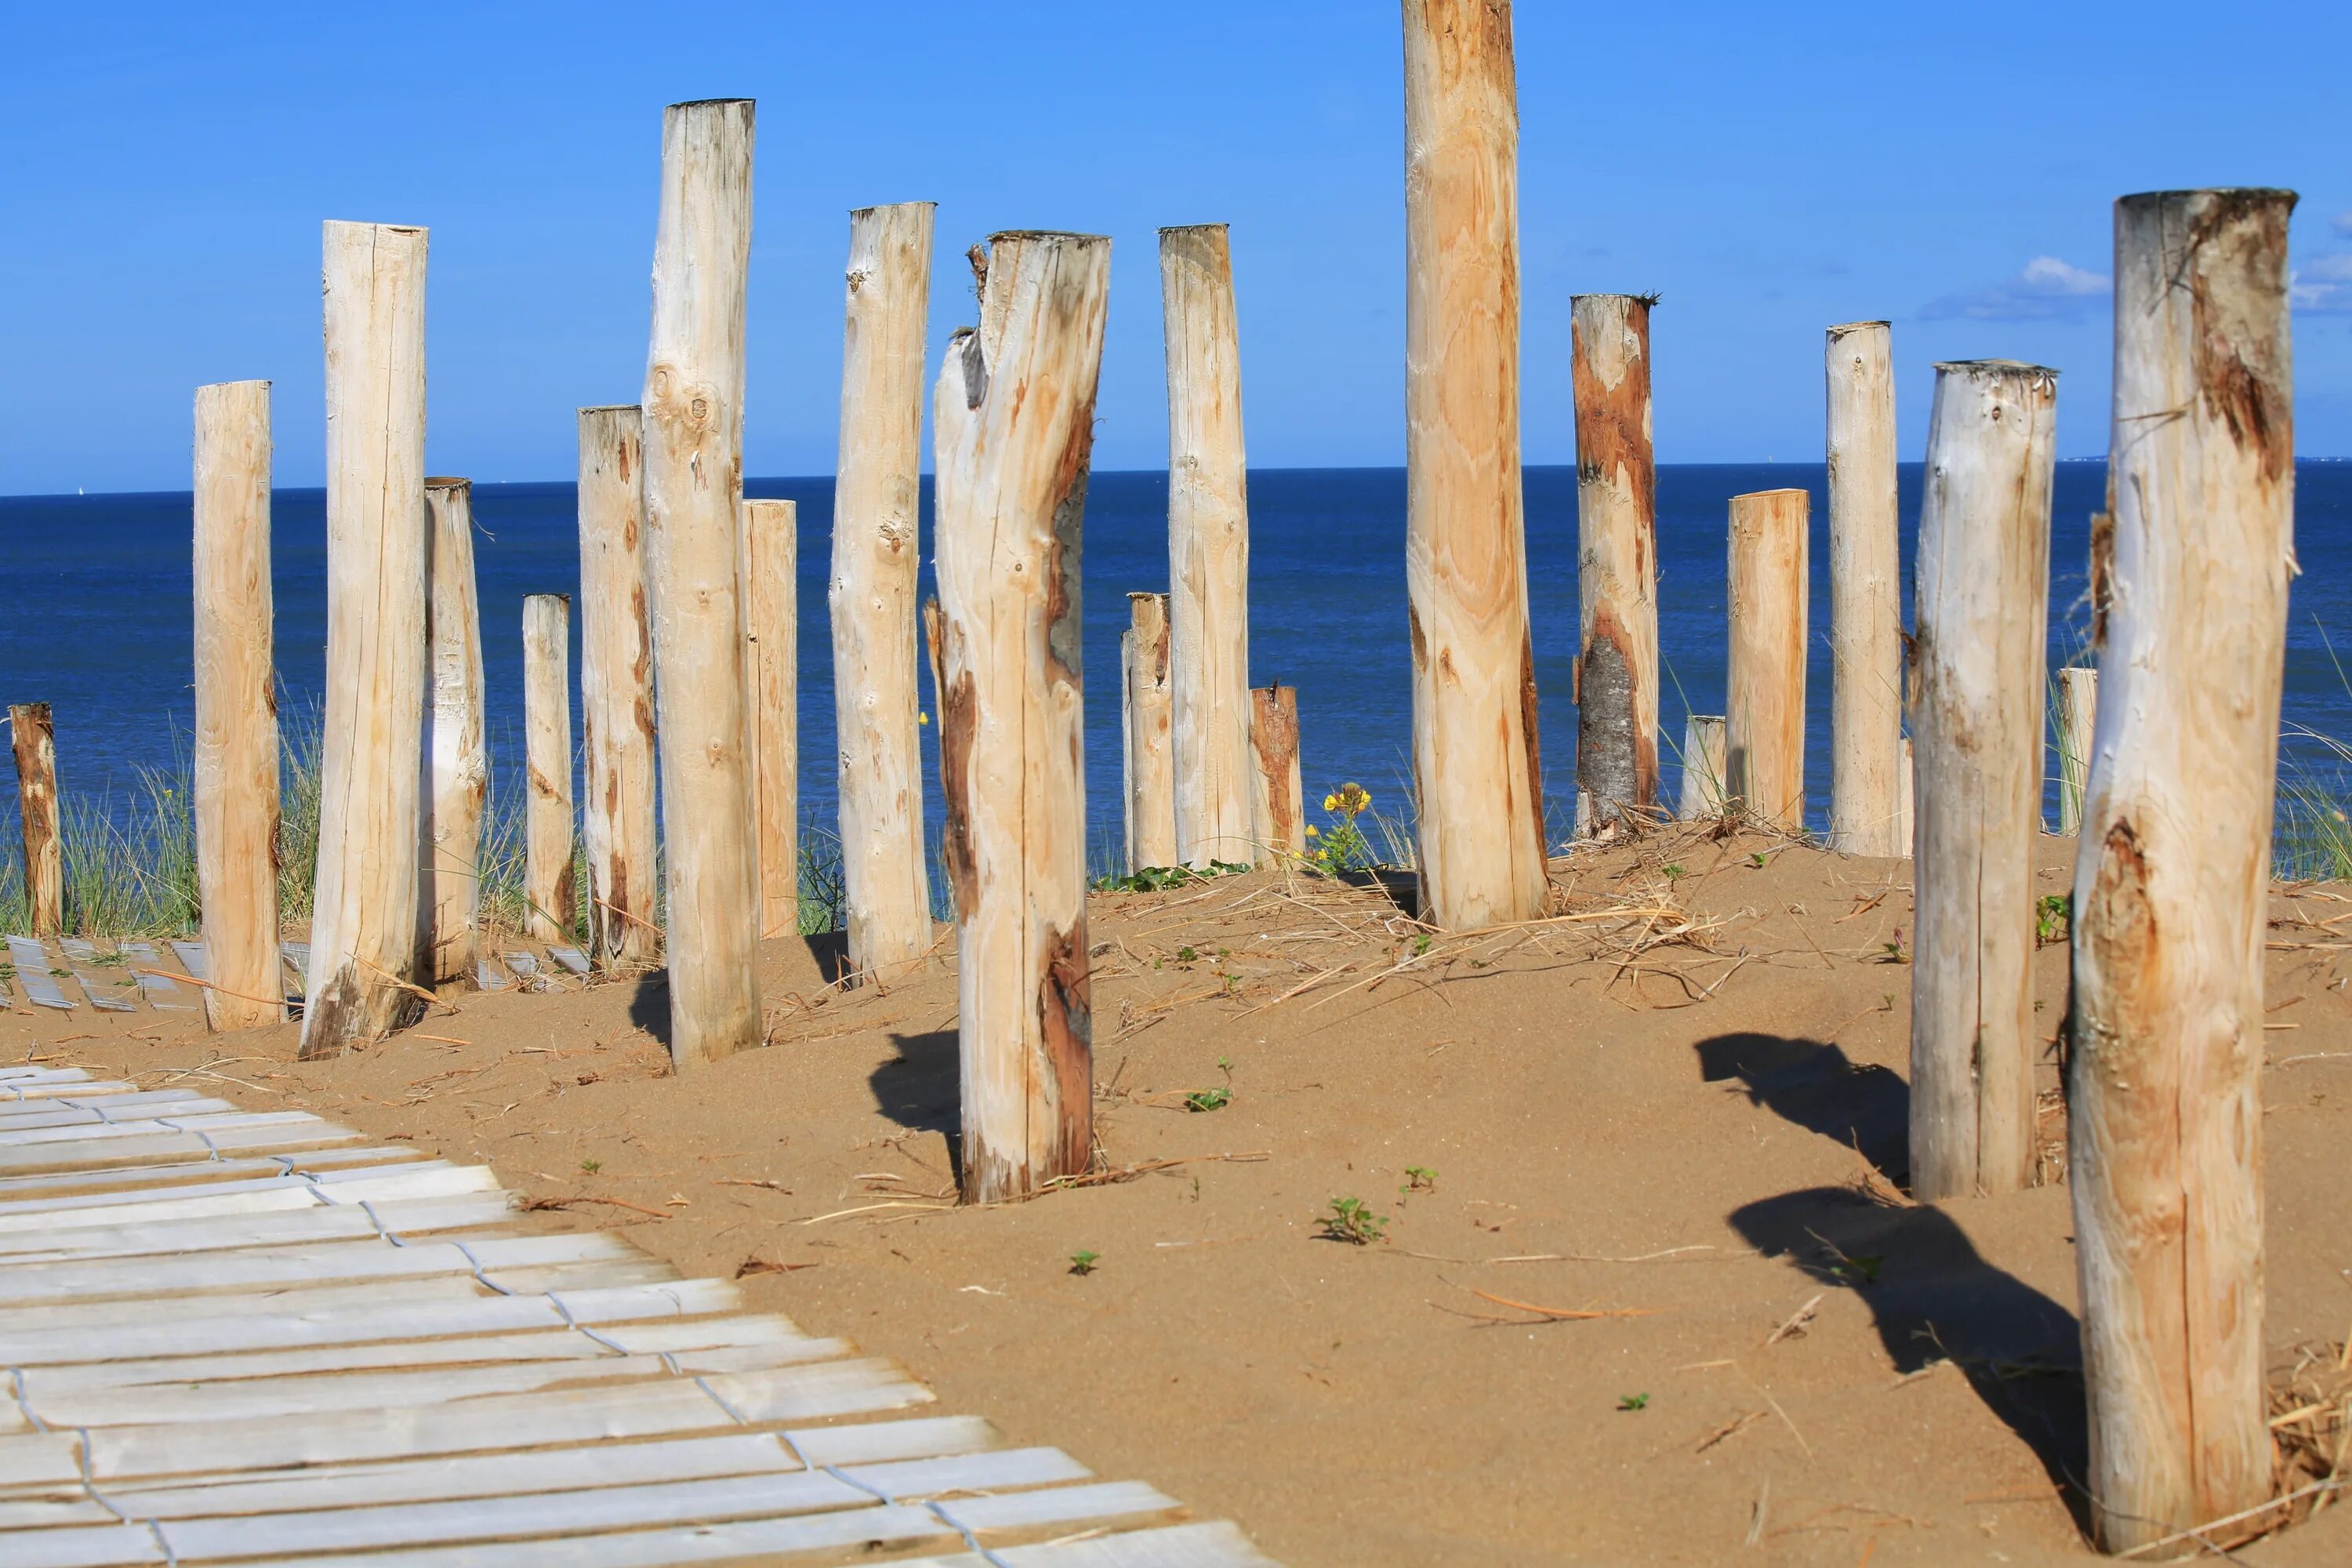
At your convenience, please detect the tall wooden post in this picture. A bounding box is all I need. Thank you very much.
[1725,489,1809,833]
[1908,361,2059,1202]
[746,498,798,939]
[1827,321,1904,855]
[2070,187,2295,1553]
[1570,293,1657,832]
[2056,666,2097,836]
[642,99,760,1069]
[934,230,1110,1205]
[1677,715,1727,821]
[1121,592,1177,874]
[522,594,576,943]
[1159,223,1256,870]
[1401,0,1546,928]
[422,477,486,985]
[830,201,935,978]
[303,220,428,1058]
[576,406,660,971]
[191,381,283,1028]
[1896,734,1915,858]
[9,704,61,937]
[1249,684,1305,858]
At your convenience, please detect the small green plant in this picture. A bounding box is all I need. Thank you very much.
[579,1157,601,1175]
[1068,1250,1100,1276]
[1308,782,1379,874]
[1091,860,1249,894]
[1399,1166,1437,1203]
[1183,1086,1231,1112]
[1319,1196,1389,1247]
[1881,930,1909,964]
[1412,934,1433,956]
[1174,945,1199,965]
[2034,892,2072,947]
[1749,851,1769,869]
[1618,1392,1650,1412]
[1662,863,1686,881]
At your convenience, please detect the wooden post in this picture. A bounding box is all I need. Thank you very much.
[830,201,935,978]
[1401,0,1547,928]
[745,498,797,939]
[2088,508,2116,652]
[576,406,660,971]
[303,220,428,1058]
[1570,293,1657,832]
[1249,684,1305,858]
[9,704,61,937]
[1120,592,1177,873]
[641,99,760,1069]
[191,381,283,1028]
[421,477,486,985]
[1677,715,1727,821]
[1907,360,2059,1202]
[933,230,1110,1205]
[1725,489,1809,833]
[1159,223,1256,869]
[2056,666,2097,836]
[521,593,575,944]
[1826,321,1905,855]
[2070,187,2295,1553]
[922,595,947,724]
[1896,734,1915,858]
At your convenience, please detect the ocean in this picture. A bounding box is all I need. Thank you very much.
[2,462,2347,869]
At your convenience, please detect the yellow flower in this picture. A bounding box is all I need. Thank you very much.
[1323,793,1340,812]
[1304,824,1319,837]
[918,711,930,726]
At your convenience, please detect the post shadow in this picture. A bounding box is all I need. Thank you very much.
[626,971,671,1051]
[869,1029,964,1188]
[1696,1030,1911,1184]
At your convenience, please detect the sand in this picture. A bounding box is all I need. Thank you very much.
[18,828,2352,1566]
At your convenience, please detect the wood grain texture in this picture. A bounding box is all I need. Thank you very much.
[191,382,283,1027]
[9,703,60,937]
[523,594,576,943]
[575,407,660,971]
[303,220,429,1057]
[2069,187,2295,1552]
[933,230,1109,1204]
[1121,592,1177,873]
[1248,684,1304,858]
[641,100,761,1068]
[1826,321,1905,855]
[421,478,486,985]
[1907,360,2057,1201]
[2055,666,2097,836]
[1570,293,1657,831]
[745,499,798,939]
[1725,489,1809,833]
[1159,224,1255,869]
[1676,715,1726,821]
[830,202,935,979]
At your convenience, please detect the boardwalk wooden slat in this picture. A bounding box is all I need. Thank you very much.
[0,1231,632,1308]
[0,1163,495,1225]
[0,1121,365,1176]
[119,942,197,1011]
[0,1108,336,1149]
[0,1145,423,1201]
[6,935,77,1011]
[60,938,140,1013]
[0,1193,516,1262]
[168,940,210,982]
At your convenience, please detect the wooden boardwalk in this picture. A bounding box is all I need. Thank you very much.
[0,1063,1276,1567]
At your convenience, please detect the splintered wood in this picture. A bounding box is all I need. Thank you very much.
[0,1062,1279,1566]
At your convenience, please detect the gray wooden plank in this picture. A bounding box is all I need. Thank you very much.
[60,938,140,1013]
[0,1089,212,1123]
[0,1160,492,1230]
[169,939,210,982]
[120,942,197,1011]
[547,945,591,976]
[982,1523,1280,1568]
[0,1144,423,1202]
[0,1107,326,1148]
[0,1231,633,1308]
[6,936,77,1011]
[0,1121,365,1176]
[0,1192,517,1263]
[938,1479,1183,1534]
[0,1096,237,1132]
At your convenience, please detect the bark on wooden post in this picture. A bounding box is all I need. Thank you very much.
[1160,223,1256,869]
[576,406,659,971]
[421,477,486,986]
[933,230,1110,1205]
[830,201,935,979]
[2070,187,2296,1554]
[2056,666,2098,836]
[1827,321,1905,855]
[1401,0,1547,928]
[1570,293,1657,832]
[641,99,761,1069]
[303,220,428,1058]
[1120,592,1177,874]
[1725,489,1810,833]
[9,704,61,938]
[1908,360,2059,1202]
[522,594,576,943]
[192,380,283,1028]
[745,498,798,939]
[1677,715,1727,821]
[1248,684,1305,859]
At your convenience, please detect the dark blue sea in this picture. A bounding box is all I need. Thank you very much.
[2,463,2347,869]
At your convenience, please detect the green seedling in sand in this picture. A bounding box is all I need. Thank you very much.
[1749,851,1769,869]
[1175,946,1199,965]
[1321,1196,1389,1246]
[2034,892,2072,947]
[1618,1392,1650,1412]
[1881,931,1909,964]
[1184,1087,1231,1112]
[1413,934,1433,956]
[1069,1250,1100,1276]
[579,1157,601,1175]
[1091,860,1249,894]
[1663,863,1686,881]
[1402,1166,1437,1196]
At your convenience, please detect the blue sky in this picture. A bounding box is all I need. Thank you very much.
[4,1,2347,495]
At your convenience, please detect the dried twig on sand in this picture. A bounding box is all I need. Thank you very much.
[525,1193,673,1221]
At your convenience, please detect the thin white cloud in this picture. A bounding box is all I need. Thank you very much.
[2292,252,2352,314]
[1921,256,2112,322]
[2332,210,2352,238]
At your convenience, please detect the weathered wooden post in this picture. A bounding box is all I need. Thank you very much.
[303,220,428,1058]
[2055,666,2097,836]
[1725,489,1809,833]
[1570,293,1657,832]
[934,230,1110,1204]
[1827,321,1905,855]
[642,99,761,1068]
[191,380,283,1027]
[1908,360,2059,1202]
[830,201,935,978]
[576,406,660,971]
[2070,187,2296,1554]
[1121,592,1177,873]
[9,704,62,937]
[1677,715,1727,821]
[522,593,575,943]
[1160,223,1257,870]
[745,498,797,939]
[1249,683,1305,858]
[1401,0,1547,927]
[422,477,486,985]
[1896,734,1915,858]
